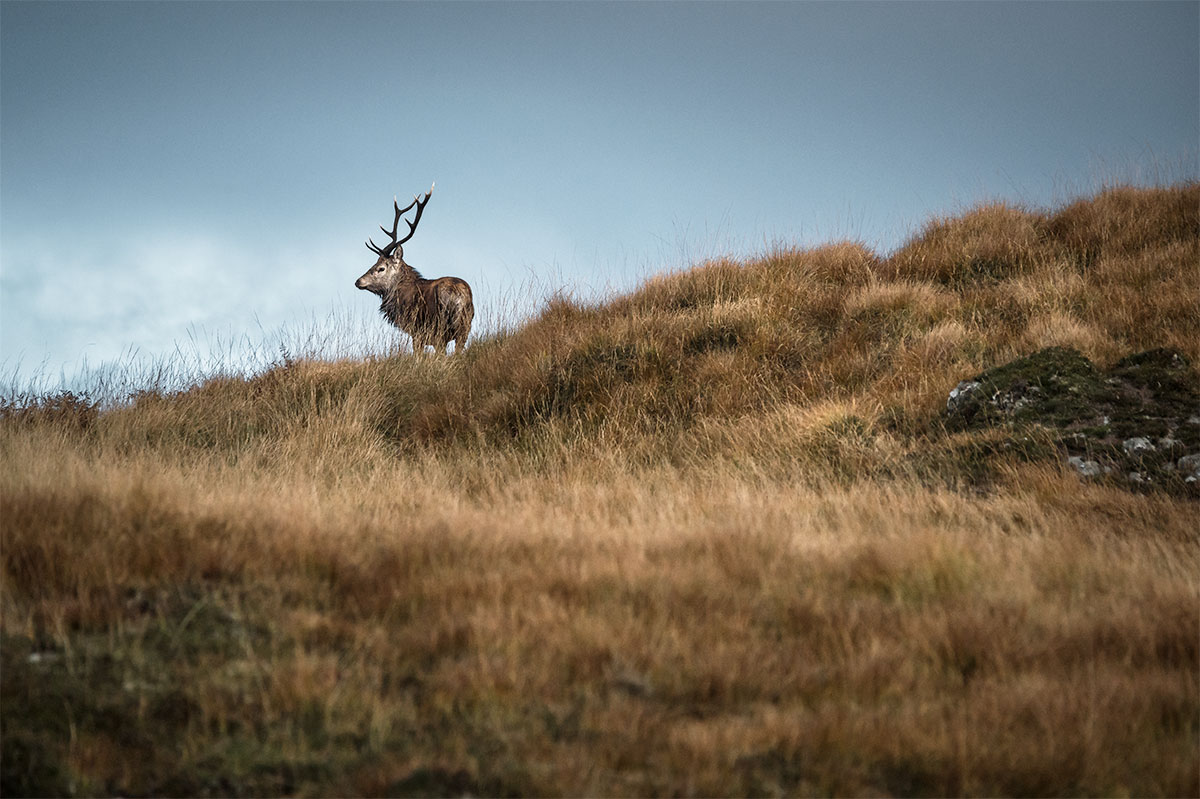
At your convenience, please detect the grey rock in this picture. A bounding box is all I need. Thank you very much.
[947,380,981,413]
[1128,471,1148,484]
[1122,437,1155,456]
[1177,453,1200,478]
[996,390,1038,415]
[612,670,653,698]
[1068,456,1103,478]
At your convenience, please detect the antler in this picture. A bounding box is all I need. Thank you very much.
[366,183,435,257]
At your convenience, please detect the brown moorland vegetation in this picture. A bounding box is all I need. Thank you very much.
[2,184,1198,796]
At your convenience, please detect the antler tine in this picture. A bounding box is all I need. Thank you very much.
[366,196,407,257]
[378,195,404,240]
[394,194,419,216]
[365,185,435,256]
[396,185,434,246]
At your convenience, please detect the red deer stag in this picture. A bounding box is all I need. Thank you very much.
[355,184,474,354]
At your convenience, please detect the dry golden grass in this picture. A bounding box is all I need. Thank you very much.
[3,184,1198,796]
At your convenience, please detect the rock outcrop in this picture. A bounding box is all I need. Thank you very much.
[946,347,1199,494]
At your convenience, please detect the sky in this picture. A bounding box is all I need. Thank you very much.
[2,1,1197,393]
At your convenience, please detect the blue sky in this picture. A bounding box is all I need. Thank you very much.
[2,1,1197,392]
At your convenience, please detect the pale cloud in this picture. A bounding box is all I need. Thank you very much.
[0,230,391,394]
[0,220,564,397]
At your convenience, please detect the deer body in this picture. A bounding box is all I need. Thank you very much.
[370,267,473,354]
[355,184,474,354]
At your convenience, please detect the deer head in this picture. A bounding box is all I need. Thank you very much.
[355,184,434,295]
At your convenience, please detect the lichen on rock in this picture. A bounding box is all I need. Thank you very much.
[945,346,1200,495]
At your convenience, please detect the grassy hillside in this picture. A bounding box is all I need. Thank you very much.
[3,184,1198,796]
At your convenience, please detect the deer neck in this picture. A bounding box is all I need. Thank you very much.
[395,259,424,283]
[380,271,427,326]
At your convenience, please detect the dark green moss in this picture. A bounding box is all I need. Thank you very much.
[946,347,1114,432]
[944,347,1200,495]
